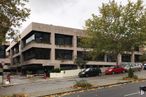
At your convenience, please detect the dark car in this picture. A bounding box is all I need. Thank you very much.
[78,67,101,77]
[143,64,146,70]
[105,65,126,75]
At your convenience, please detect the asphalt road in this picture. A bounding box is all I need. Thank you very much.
[63,81,146,97]
[0,70,146,97]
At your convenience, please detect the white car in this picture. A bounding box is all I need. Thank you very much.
[121,63,142,71]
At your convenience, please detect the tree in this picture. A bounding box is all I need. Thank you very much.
[83,0,146,65]
[74,57,87,69]
[0,0,30,44]
[140,52,146,63]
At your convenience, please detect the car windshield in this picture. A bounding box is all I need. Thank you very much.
[85,68,91,72]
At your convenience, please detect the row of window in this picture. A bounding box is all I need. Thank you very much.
[11,31,82,56]
[12,48,141,63]
[23,31,81,47]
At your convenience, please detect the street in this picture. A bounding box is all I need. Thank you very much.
[0,70,146,97]
[63,81,146,97]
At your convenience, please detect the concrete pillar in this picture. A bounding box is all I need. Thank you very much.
[73,35,77,61]
[117,53,122,65]
[20,40,23,65]
[50,33,55,61]
[104,54,107,62]
[131,51,135,63]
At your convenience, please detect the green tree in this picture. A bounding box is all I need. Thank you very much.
[83,0,146,65]
[0,0,30,44]
[140,52,146,63]
[74,57,87,69]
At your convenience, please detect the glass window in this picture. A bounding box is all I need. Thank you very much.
[26,34,35,44]
[55,34,73,46]
[23,48,50,61]
[55,49,73,60]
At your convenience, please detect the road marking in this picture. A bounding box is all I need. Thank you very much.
[124,91,140,97]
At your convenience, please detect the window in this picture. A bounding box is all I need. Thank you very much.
[55,34,73,46]
[23,48,51,61]
[77,51,92,61]
[26,34,35,44]
[35,32,50,43]
[77,37,81,47]
[122,54,131,62]
[55,49,73,60]
[23,31,51,47]
[0,45,5,58]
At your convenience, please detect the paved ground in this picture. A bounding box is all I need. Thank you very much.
[0,70,146,97]
[63,80,146,97]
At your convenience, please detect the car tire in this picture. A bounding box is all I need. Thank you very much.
[122,71,125,73]
[85,74,88,77]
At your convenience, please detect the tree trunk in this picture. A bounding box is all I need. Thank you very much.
[131,50,135,64]
[117,53,122,65]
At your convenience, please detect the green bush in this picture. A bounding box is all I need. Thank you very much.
[51,68,61,73]
[128,68,134,78]
[73,80,92,89]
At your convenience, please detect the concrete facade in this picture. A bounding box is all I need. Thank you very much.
[6,22,142,74]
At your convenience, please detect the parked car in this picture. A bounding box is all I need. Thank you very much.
[121,63,142,71]
[78,67,101,77]
[105,65,126,75]
[143,64,146,70]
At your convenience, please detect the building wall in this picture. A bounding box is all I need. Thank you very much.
[7,22,142,73]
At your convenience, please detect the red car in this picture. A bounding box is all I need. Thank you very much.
[105,65,126,75]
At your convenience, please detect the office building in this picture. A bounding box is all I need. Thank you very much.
[7,22,142,74]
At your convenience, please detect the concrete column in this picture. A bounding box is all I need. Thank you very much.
[10,49,13,66]
[117,53,122,65]
[73,35,77,60]
[131,51,135,63]
[104,54,107,62]
[20,40,23,65]
[50,33,55,64]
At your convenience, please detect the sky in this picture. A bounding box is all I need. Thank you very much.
[21,0,146,31]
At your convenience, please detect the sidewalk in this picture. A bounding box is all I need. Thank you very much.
[1,71,146,97]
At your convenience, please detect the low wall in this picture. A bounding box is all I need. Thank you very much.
[50,67,108,78]
[50,69,81,78]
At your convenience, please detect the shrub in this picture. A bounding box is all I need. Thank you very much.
[128,68,134,78]
[51,68,61,73]
[73,80,92,89]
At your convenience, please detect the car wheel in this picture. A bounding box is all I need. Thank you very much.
[85,74,88,77]
[122,71,125,73]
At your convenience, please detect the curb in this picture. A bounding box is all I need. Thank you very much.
[38,79,146,97]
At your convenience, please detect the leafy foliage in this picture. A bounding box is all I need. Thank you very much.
[73,80,92,89]
[128,68,134,78]
[0,0,30,43]
[51,68,61,73]
[74,57,87,69]
[140,52,146,62]
[83,0,146,64]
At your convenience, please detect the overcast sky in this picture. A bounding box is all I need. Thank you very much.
[21,0,146,30]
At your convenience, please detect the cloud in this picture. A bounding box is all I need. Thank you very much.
[21,0,146,31]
